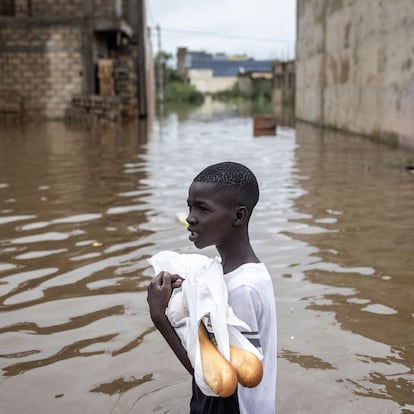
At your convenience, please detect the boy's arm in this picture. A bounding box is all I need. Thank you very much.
[147,271,194,375]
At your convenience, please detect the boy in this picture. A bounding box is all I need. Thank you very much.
[147,161,277,414]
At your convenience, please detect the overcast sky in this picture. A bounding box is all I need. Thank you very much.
[147,1,297,61]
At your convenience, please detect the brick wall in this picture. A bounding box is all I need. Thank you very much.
[0,25,84,118]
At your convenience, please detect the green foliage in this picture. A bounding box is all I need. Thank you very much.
[211,78,273,106]
[154,51,204,104]
[282,90,295,108]
[210,83,247,101]
[164,81,204,104]
[251,79,273,103]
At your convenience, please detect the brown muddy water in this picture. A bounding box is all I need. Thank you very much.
[0,103,413,414]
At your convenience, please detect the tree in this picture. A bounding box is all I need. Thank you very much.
[154,51,203,104]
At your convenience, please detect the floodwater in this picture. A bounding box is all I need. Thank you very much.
[0,101,413,414]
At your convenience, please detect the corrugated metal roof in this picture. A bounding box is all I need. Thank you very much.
[190,59,273,77]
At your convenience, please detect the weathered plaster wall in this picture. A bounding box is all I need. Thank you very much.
[296,0,414,147]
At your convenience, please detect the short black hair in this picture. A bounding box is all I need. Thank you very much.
[193,161,259,214]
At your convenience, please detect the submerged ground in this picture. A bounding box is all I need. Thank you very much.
[0,102,413,413]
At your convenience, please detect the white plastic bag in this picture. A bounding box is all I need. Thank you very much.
[148,250,263,396]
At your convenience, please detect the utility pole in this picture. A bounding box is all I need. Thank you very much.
[156,24,164,103]
[136,0,148,118]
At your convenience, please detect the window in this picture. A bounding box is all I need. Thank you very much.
[0,0,15,16]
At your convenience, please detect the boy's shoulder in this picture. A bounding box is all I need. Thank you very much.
[224,262,272,293]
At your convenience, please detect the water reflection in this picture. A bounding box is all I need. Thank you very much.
[0,118,157,412]
[278,123,414,412]
[0,106,413,413]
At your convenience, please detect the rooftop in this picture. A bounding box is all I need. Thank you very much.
[190,59,273,77]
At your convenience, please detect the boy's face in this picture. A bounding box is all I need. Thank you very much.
[186,181,237,249]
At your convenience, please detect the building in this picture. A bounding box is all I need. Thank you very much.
[238,70,273,96]
[296,0,414,147]
[176,48,273,94]
[272,60,295,118]
[0,0,152,120]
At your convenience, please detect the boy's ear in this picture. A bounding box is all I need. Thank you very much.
[233,206,248,226]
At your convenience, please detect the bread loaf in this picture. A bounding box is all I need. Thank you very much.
[198,323,238,397]
[230,345,263,388]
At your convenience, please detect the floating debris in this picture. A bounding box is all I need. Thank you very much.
[176,212,188,228]
[361,304,398,315]
[253,116,277,136]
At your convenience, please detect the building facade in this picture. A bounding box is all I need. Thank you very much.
[0,0,151,120]
[272,60,295,119]
[176,48,273,94]
[296,0,414,147]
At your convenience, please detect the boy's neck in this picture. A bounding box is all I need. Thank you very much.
[217,236,260,274]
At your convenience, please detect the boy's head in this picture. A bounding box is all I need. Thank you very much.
[187,162,259,249]
[192,161,259,216]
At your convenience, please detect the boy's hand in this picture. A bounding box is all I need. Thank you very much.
[147,272,183,322]
[171,274,184,289]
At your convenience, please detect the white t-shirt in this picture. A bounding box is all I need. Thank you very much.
[224,263,277,414]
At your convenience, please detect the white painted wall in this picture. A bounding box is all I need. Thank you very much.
[187,69,237,93]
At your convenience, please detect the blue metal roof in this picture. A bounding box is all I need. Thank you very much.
[190,59,273,77]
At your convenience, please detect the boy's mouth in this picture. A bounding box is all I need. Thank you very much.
[188,228,199,241]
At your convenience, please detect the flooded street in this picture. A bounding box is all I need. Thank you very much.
[0,103,413,413]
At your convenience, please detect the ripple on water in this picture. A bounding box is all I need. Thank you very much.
[0,215,37,225]
[11,232,70,244]
[0,114,413,413]
[361,304,398,315]
[15,249,68,260]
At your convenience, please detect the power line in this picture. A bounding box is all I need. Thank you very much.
[146,0,156,26]
[149,26,293,45]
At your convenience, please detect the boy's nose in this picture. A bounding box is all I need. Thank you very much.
[186,214,196,225]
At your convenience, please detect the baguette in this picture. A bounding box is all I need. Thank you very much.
[198,323,238,397]
[230,345,263,388]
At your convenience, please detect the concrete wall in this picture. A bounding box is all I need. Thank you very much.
[187,69,236,93]
[238,75,252,95]
[296,0,414,147]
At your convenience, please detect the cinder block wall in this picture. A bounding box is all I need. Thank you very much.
[296,0,414,147]
[29,0,85,17]
[0,25,83,118]
[0,1,142,119]
[17,0,115,18]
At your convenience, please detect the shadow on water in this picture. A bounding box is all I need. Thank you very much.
[0,105,413,413]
